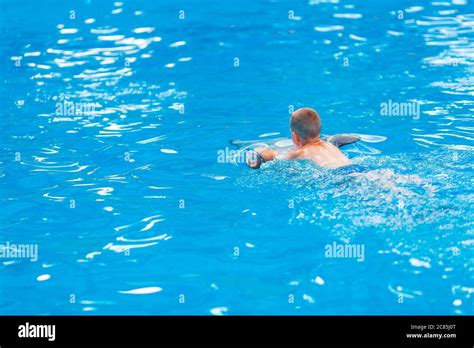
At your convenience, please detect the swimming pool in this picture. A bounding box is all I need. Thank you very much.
[0,0,472,315]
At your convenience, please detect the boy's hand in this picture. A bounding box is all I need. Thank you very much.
[246,148,278,169]
[246,151,263,169]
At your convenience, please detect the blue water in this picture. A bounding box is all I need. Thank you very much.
[1,0,473,315]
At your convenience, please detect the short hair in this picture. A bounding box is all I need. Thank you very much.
[290,108,321,140]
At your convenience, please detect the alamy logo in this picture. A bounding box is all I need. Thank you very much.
[380,99,420,119]
[18,322,56,341]
[0,242,38,261]
[217,147,258,164]
[55,95,96,117]
[324,242,365,262]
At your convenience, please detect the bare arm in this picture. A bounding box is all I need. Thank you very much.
[246,148,302,169]
[246,148,278,169]
[258,148,278,162]
[285,148,303,160]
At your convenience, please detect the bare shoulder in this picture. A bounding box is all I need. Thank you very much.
[285,148,304,160]
[323,141,345,154]
[322,140,339,150]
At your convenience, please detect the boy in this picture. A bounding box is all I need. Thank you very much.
[248,108,351,169]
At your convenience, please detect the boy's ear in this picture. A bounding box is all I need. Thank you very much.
[291,131,301,146]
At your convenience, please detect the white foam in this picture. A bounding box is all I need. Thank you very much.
[119,287,162,295]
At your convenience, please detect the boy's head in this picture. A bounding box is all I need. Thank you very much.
[290,107,321,147]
